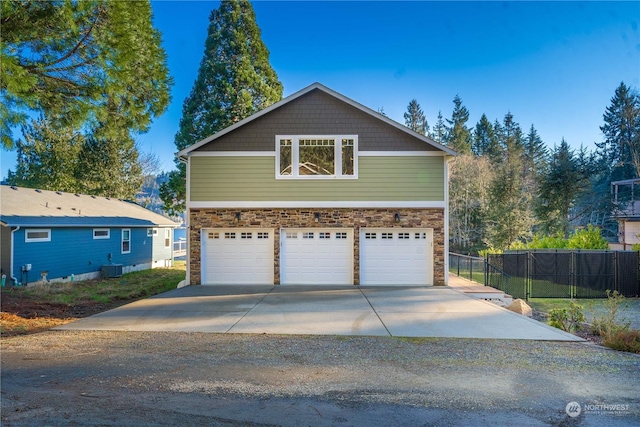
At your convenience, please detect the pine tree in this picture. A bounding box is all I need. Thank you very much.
[7,117,83,193]
[431,110,447,143]
[160,0,283,215]
[524,125,547,176]
[472,114,496,157]
[1,0,171,148]
[446,95,471,154]
[404,99,429,135]
[597,82,640,181]
[536,139,589,235]
[484,112,533,249]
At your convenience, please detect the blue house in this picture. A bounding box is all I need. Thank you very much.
[0,185,179,286]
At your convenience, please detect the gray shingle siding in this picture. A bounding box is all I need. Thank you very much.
[194,89,438,152]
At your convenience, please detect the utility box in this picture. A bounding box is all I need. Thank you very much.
[101,264,123,278]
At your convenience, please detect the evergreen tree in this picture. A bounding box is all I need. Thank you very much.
[597,82,640,181]
[472,114,497,157]
[431,110,447,143]
[403,99,429,135]
[7,117,83,193]
[1,0,171,148]
[536,139,589,235]
[524,124,547,177]
[160,0,283,215]
[446,95,471,154]
[484,112,533,249]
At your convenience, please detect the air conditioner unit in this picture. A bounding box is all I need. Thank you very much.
[101,264,123,278]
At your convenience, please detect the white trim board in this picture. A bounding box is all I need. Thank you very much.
[188,201,446,209]
[188,151,276,157]
[359,151,447,157]
[186,150,446,158]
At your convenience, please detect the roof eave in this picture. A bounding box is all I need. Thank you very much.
[176,82,458,158]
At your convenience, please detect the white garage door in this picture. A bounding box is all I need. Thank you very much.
[201,228,274,285]
[280,228,353,285]
[360,228,433,285]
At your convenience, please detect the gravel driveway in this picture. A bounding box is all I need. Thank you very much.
[2,331,639,426]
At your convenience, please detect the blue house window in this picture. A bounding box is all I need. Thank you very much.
[25,229,51,243]
[122,229,131,254]
[93,229,110,239]
[164,229,171,248]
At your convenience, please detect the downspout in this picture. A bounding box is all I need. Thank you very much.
[10,226,20,285]
[444,155,455,286]
[179,154,191,286]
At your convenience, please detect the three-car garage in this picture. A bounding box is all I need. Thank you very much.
[200,227,434,286]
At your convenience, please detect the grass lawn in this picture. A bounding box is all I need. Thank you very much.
[1,262,186,336]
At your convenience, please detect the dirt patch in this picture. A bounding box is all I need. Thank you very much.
[532,309,604,346]
[1,292,136,337]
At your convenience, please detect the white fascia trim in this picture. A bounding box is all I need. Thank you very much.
[188,151,275,157]
[360,151,447,157]
[188,201,446,209]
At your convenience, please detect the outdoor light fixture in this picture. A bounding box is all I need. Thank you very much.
[314,212,320,222]
[235,212,241,222]
[394,212,401,223]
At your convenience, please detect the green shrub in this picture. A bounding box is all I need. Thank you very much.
[566,225,609,249]
[603,330,640,354]
[548,301,586,332]
[509,225,608,251]
[590,290,631,339]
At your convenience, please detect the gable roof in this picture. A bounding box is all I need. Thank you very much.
[0,186,178,228]
[177,82,457,160]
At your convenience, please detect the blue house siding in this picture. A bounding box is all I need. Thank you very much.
[12,227,153,284]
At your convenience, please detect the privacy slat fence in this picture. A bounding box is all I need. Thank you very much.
[484,250,640,300]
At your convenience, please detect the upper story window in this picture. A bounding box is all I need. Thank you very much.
[276,135,358,179]
[93,228,110,239]
[25,229,51,243]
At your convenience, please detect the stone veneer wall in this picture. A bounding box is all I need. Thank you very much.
[189,208,445,286]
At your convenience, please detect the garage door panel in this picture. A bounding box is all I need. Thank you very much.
[202,229,274,285]
[281,229,353,285]
[360,228,433,286]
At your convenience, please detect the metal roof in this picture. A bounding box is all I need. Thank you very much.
[177,82,458,160]
[0,186,178,228]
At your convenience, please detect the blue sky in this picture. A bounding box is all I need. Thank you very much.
[2,1,639,178]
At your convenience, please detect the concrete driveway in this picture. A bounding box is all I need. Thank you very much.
[57,285,581,341]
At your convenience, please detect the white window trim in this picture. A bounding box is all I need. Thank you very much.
[275,135,358,180]
[93,228,110,240]
[122,229,131,254]
[25,229,51,243]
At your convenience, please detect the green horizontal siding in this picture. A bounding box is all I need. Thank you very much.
[190,156,444,202]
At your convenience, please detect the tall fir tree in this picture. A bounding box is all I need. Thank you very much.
[1,0,171,148]
[431,110,447,143]
[7,117,83,193]
[160,0,283,215]
[445,95,471,154]
[536,139,589,235]
[484,112,533,249]
[403,99,429,135]
[472,114,497,157]
[597,82,640,181]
